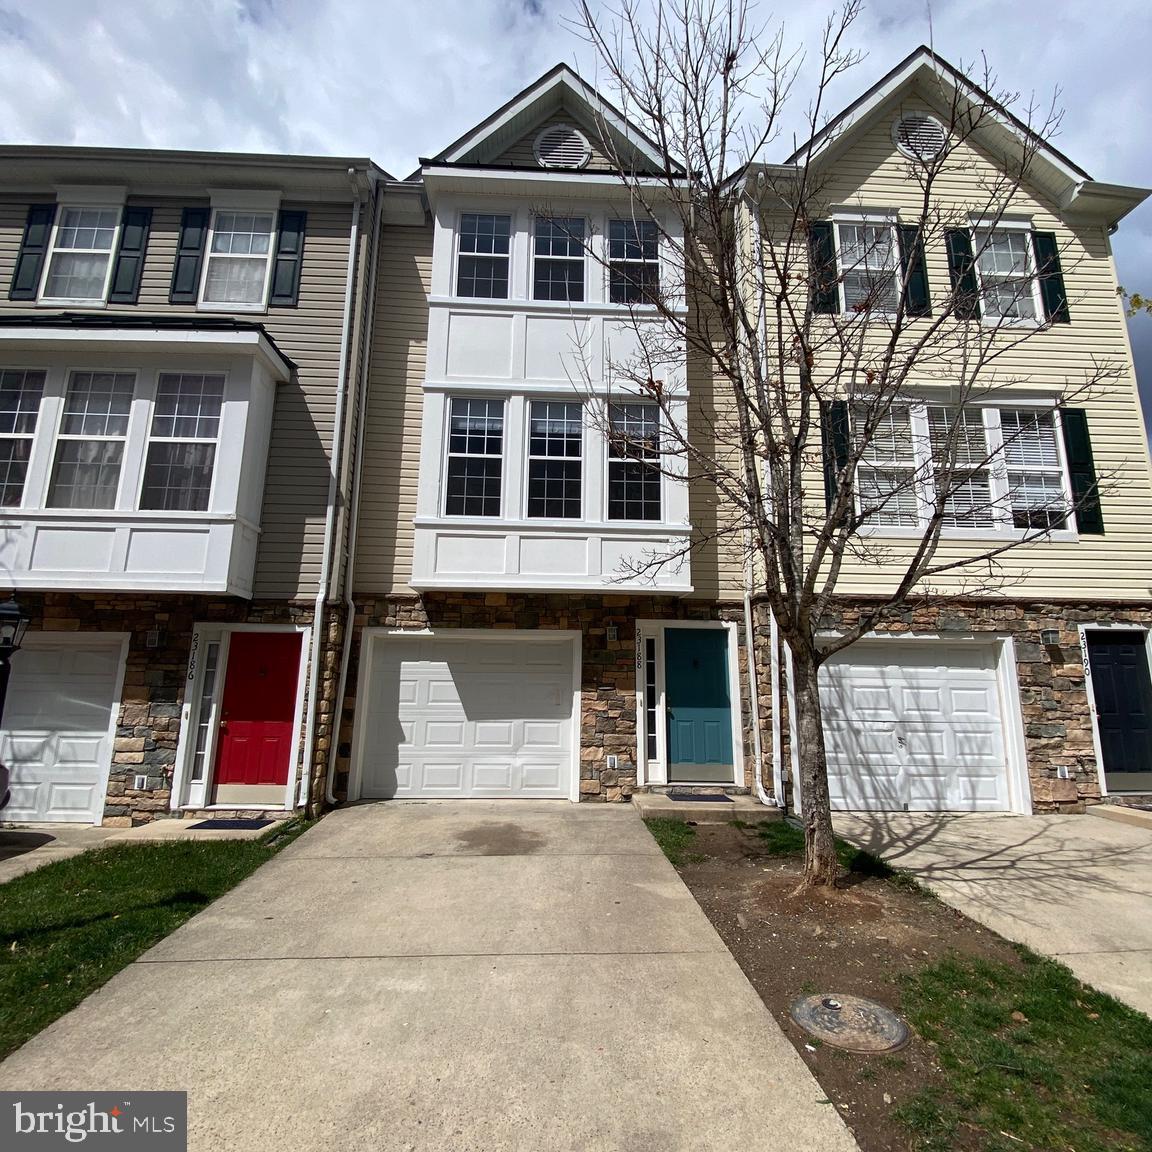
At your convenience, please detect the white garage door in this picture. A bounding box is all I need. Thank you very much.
[2,636,125,823]
[819,642,1011,812]
[359,634,576,799]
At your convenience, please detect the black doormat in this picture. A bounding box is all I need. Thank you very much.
[667,792,732,803]
[189,818,274,830]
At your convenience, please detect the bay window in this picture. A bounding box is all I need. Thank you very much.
[48,371,135,509]
[527,401,582,518]
[608,403,661,520]
[40,207,120,303]
[445,397,504,516]
[0,370,45,507]
[608,219,659,304]
[457,214,511,299]
[141,373,224,511]
[533,217,585,301]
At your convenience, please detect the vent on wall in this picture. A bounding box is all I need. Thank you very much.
[894,114,947,161]
[534,123,593,169]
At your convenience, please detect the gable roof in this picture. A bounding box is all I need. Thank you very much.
[415,63,682,178]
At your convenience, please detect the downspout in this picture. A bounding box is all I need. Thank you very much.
[297,169,362,808]
[323,179,385,807]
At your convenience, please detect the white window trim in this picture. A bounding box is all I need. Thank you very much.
[197,207,278,314]
[37,205,123,308]
[831,211,900,317]
[531,214,588,303]
[968,219,1045,328]
[442,394,507,518]
[454,211,514,300]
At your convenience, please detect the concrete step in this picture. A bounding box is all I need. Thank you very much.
[632,791,782,824]
[1087,803,1152,831]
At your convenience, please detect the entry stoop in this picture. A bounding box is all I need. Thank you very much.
[632,792,782,824]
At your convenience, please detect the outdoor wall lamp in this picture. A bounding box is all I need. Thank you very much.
[1040,629,1061,647]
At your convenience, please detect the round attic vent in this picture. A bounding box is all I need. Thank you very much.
[534,123,592,169]
[894,113,947,161]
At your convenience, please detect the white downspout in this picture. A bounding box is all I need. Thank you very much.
[324,181,385,806]
[297,170,362,808]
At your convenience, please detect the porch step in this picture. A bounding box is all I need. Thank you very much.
[1086,803,1152,831]
[632,791,782,825]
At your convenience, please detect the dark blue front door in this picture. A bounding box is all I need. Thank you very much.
[665,628,733,783]
[1086,631,1152,792]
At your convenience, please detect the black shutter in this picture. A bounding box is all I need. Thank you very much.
[808,220,839,314]
[1032,231,1070,324]
[269,209,307,307]
[1060,408,1103,534]
[9,204,57,300]
[169,207,210,303]
[108,206,152,304]
[945,228,981,320]
[822,399,850,511]
[897,224,930,317]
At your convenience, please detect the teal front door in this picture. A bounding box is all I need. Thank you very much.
[665,628,734,783]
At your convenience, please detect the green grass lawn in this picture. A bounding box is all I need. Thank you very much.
[0,819,310,1060]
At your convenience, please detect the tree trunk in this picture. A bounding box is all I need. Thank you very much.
[791,645,840,888]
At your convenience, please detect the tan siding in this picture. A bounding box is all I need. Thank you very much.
[492,111,618,170]
[353,223,432,595]
[0,194,365,601]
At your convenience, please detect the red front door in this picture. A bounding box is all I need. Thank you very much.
[214,631,303,791]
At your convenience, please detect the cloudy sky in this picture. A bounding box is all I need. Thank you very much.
[0,0,1149,424]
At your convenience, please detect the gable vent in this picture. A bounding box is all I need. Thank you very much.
[894,114,947,161]
[534,123,592,169]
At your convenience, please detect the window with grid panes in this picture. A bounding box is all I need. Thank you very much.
[0,370,45,507]
[41,207,120,302]
[444,397,504,516]
[140,373,224,511]
[856,407,920,527]
[48,371,135,509]
[973,230,1039,321]
[533,217,585,301]
[927,406,995,527]
[202,212,275,305]
[836,222,898,312]
[527,401,582,518]
[999,409,1068,529]
[608,219,659,304]
[608,403,661,520]
[456,214,511,299]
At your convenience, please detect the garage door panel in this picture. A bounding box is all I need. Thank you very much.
[473,761,514,790]
[474,721,514,747]
[425,721,467,746]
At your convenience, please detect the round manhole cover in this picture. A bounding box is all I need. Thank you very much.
[789,993,910,1053]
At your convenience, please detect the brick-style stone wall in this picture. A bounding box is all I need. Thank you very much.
[333,592,757,802]
[753,598,1152,813]
[11,592,323,826]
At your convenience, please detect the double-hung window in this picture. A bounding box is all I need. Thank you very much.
[48,371,135,509]
[836,222,898,313]
[608,219,659,304]
[607,403,661,520]
[856,407,920,527]
[457,214,511,299]
[973,229,1039,322]
[444,397,504,516]
[202,212,275,307]
[533,217,585,301]
[141,373,224,512]
[0,370,45,507]
[40,207,120,303]
[999,409,1067,529]
[927,406,995,528]
[527,401,582,518]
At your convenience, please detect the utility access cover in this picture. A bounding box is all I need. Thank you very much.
[790,993,910,1053]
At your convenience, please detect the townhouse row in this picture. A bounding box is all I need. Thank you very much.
[2,47,1150,828]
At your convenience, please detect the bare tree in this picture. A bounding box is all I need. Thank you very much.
[569,0,1120,887]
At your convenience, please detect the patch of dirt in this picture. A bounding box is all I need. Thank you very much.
[677,822,1025,1152]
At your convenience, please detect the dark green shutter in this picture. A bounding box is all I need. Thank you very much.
[108,206,152,304]
[1059,408,1103,534]
[897,224,930,317]
[822,399,850,511]
[169,207,210,303]
[9,204,57,300]
[808,220,839,314]
[1032,231,1070,324]
[945,228,980,320]
[269,209,307,307]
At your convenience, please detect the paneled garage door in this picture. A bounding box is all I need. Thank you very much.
[819,642,1011,812]
[358,634,577,799]
[2,636,126,823]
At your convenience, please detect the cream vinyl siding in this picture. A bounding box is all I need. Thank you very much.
[492,112,618,169]
[0,194,366,600]
[752,86,1152,602]
[354,223,432,595]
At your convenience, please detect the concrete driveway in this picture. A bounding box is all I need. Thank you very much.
[835,810,1152,1016]
[0,801,858,1151]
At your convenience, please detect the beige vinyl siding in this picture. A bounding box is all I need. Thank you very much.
[492,111,619,169]
[0,194,365,600]
[353,223,432,594]
[753,85,1152,602]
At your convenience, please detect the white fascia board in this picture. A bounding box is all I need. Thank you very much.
[422,165,683,189]
[1061,180,1151,225]
[0,326,292,380]
[54,185,128,206]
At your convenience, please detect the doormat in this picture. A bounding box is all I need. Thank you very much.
[667,792,732,803]
[189,819,274,830]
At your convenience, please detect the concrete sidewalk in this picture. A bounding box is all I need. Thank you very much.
[0,801,858,1151]
[835,811,1152,1016]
